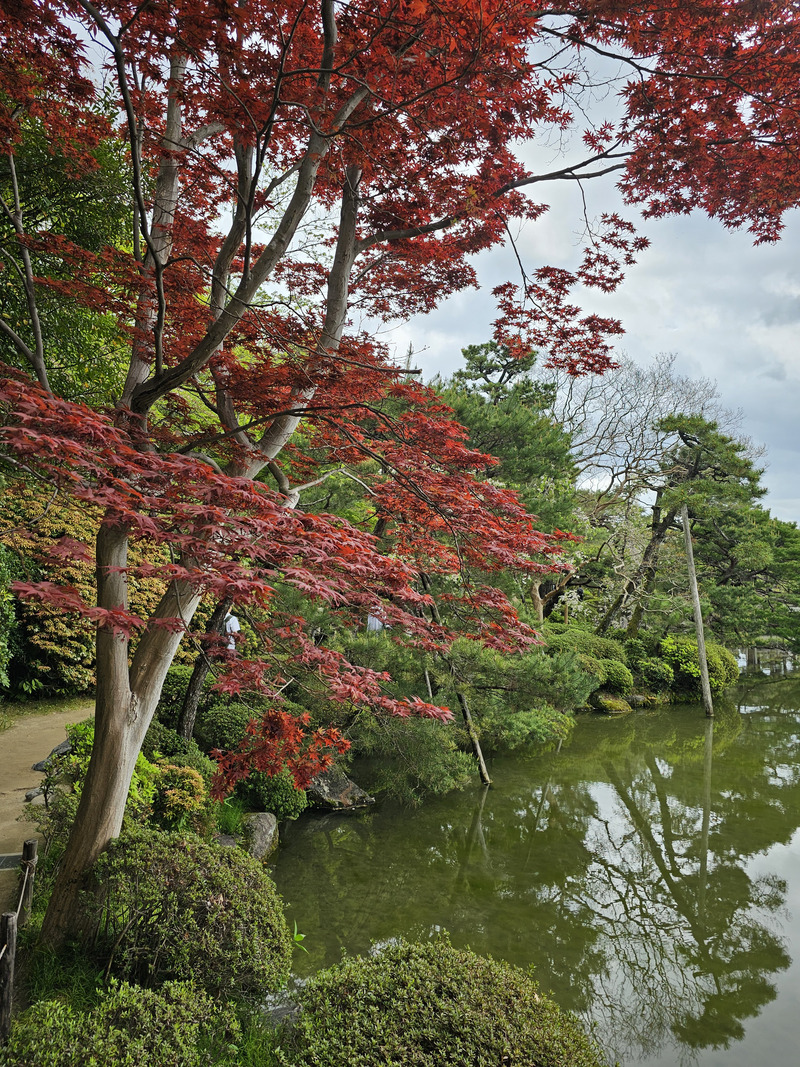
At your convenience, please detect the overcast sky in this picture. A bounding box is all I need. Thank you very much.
[381,174,800,527]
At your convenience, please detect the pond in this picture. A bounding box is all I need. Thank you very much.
[271,677,800,1067]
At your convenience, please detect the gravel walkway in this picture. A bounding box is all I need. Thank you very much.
[0,704,93,911]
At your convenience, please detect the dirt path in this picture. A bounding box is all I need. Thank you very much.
[0,703,93,910]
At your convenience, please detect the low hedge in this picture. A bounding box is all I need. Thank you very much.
[278,938,604,1067]
[0,979,240,1067]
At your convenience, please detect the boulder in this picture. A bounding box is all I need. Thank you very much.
[627,693,649,707]
[32,738,71,772]
[590,691,633,716]
[244,812,279,860]
[306,765,375,812]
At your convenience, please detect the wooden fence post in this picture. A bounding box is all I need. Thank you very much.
[0,911,17,1044]
[18,840,38,929]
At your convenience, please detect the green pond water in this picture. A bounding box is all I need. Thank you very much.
[271,675,800,1066]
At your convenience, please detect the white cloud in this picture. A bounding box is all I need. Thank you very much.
[395,194,800,524]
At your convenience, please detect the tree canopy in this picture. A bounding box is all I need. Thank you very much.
[2,0,800,946]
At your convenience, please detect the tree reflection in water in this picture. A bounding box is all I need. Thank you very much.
[273,681,800,1066]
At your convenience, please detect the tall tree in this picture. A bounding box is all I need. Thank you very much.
[2,1,800,947]
[597,415,766,635]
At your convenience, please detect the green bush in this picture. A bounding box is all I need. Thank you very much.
[196,700,253,752]
[151,764,208,832]
[545,628,626,663]
[242,767,308,820]
[89,826,292,999]
[279,938,604,1067]
[575,654,604,692]
[0,542,17,690]
[142,719,216,782]
[660,636,739,696]
[637,656,675,691]
[155,664,196,728]
[623,638,647,668]
[1,979,240,1067]
[599,658,634,695]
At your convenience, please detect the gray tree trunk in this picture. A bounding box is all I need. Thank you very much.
[681,504,714,717]
[176,596,233,741]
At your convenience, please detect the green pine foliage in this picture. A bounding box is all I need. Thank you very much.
[352,711,475,805]
[438,341,577,531]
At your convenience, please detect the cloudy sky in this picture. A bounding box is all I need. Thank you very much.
[381,170,800,526]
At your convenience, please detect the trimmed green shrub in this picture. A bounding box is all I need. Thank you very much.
[142,719,216,782]
[590,693,633,715]
[623,638,647,668]
[1,979,240,1067]
[599,659,634,695]
[575,654,604,691]
[545,628,626,663]
[660,636,739,696]
[279,938,604,1067]
[89,826,292,999]
[637,656,674,691]
[242,767,309,820]
[196,700,253,752]
[151,764,208,832]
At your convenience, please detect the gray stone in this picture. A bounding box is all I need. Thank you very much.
[244,812,279,860]
[262,982,304,1028]
[589,690,633,716]
[25,787,43,802]
[214,834,240,849]
[32,738,71,772]
[306,765,375,812]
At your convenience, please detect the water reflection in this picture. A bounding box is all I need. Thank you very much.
[273,682,800,1066]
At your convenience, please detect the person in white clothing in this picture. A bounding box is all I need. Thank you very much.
[224,611,241,652]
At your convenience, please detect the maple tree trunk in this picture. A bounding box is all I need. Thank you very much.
[40,523,202,948]
[123,54,188,404]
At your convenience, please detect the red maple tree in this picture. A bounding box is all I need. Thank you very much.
[1,1,798,945]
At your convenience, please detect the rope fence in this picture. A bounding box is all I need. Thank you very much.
[0,839,38,1044]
